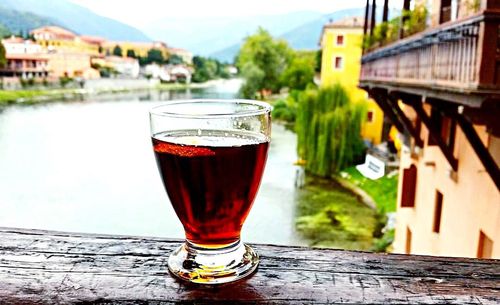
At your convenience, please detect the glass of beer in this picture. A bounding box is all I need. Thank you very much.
[150,99,271,284]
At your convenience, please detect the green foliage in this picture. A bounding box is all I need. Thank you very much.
[296,85,366,177]
[0,24,11,38]
[192,56,230,83]
[167,54,183,65]
[20,78,35,88]
[315,49,322,73]
[371,228,395,252]
[112,45,123,57]
[272,98,297,123]
[126,49,136,58]
[339,166,399,252]
[236,27,293,97]
[238,62,264,98]
[340,166,398,213]
[364,4,428,49]
[280,52,315,91]
[0,41,6,68]
[59,76,73,88]
[146,48,165,65]
[295,176,377,250]
[467,0,481,12]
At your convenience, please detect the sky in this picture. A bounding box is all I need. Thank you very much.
[69,0,377,27]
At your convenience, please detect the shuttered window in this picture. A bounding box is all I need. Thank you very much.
[401,164,417,207]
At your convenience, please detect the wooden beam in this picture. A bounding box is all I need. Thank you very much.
[364,0,370,36]
[388,94,424,147]
[383,0,390,22]
[369,90,407,135]
[448,109,500,190]
[370,0,377,37]
[411,101,459,171]
[1,227,499,304]
[476,20,499,87]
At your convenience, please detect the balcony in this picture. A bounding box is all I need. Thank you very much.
[360,9,500,106]
[359,2,500,190]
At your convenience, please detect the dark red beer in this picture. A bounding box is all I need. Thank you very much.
[153,130,269,247]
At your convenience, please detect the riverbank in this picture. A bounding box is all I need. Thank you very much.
[0,78,237,105]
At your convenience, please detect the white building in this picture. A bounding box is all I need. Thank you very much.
[2,36,43,54]
[104,56,140,78]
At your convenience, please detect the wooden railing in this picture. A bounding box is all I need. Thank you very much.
[0,227,499,304]
[360,10,500,93]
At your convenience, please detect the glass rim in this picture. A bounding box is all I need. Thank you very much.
[149,99,272,119]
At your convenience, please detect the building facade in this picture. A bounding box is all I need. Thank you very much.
[320,17,385,145]
[31,26,100,55]
[0,36,49,80]
[360,0,500,258]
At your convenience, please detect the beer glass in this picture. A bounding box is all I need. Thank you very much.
[150,99,271,284]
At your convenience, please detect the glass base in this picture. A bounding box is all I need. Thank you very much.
[167,240,259,284]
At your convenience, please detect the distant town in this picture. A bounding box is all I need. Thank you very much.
[0,25,237,90]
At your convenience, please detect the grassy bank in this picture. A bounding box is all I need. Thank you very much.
[295,176,378,250]
[340,166,398,213]
[0,81,215,106]
[0,89,80,105]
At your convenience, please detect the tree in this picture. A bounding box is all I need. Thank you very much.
[113,45,123,57]
[0,24,11,39]
[167,54,183,65]
[0,41,6,68]
[126,49,136,58]
[296,85,367,177]
[147,48,164,64]
[236,27,293,96]
[239,62,265,99]
[192,56,219,83]
[280,53,315,91]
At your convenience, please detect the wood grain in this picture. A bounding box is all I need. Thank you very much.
[0,227,498,304]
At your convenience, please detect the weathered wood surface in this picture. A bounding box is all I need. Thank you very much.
[0,228,499,304]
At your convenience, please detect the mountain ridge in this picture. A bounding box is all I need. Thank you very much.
[0,0,150,41]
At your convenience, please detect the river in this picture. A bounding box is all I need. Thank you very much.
[0,79,308,246]
[0,79,376,249]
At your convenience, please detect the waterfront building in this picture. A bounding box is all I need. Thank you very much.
[102,56,140,78]
[167,47,193,65]
[47,52,99,79]
[0,36,49,80]
[319,17,385,145]
[31,26,100,55]
[360,0,500,258]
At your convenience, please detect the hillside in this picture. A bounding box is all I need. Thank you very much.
[210,8,365,63]
[0,7,61,37]
[0,0,150,41]
[210,7,401,63]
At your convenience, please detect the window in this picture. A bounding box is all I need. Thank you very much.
[336,35,344,46]
[367,111,374,123]
[433,191,443,233]
[477,231,493,259]
[427,108,456,151]
[401,164,417,207]
[334,56,343,70]
[405,227,412,254]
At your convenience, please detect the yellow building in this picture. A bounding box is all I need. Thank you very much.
[31,26,100,56]
[101,41,169,59]
[319,17,384,145]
